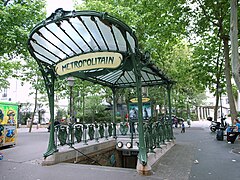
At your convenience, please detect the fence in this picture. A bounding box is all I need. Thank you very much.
[53,119,173,153]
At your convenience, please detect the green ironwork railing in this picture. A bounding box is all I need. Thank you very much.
[53,119,173,152]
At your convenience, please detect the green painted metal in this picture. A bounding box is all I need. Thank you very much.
[144,123,149,153]
[83,124,88,145]
[104,122,108,140]
[75,125,83,143]
[108,123,113,137]
[41,68,58,157]
[99,123,104,138]
[94,122,99,142]
[161,121,167,144]
[27,9,174,167]
[58,125,67,146]
[119,121,128,135]
[68,123,74,147]
[156,122,161,148]
[167,84,174,139]
[88,124,95,140]
[27,9,173,89]
[131,52,147,165]
[54,121,172,148]
[112,88,117,137]
[148,121,155,153]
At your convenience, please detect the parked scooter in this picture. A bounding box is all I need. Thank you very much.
[207,117,227,132]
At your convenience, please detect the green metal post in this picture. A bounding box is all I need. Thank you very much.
[112,88,117,137]
[132,55,147,166]
[42,69,58,157]
[68,123,74,147]
[83,124,88,145]
[167,84,174,140]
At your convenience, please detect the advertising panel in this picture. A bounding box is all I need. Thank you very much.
[0,102,18,147]
[129,102,151,121]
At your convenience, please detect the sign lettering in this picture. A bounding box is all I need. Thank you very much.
[55,52,122,76]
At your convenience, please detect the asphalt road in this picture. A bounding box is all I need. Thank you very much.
[0,121,240,180]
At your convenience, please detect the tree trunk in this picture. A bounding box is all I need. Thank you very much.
[214,42,224,122]
[222,36,237,123]
[214,90,220,121]
[29,87,38,133]
[230,0,240,91]
[195,106,199,121]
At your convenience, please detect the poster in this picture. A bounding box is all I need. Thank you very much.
[129,102,151,120]
[0,102,18,125]
[0,102,18,147]
[0,125,4,146]
[4,126,16,144]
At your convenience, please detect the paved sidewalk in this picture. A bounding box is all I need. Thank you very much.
[17,127,48,133]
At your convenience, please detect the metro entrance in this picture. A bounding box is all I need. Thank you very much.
[27,9,174,174]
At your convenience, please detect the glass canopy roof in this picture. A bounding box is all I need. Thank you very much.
[28,9,173,89]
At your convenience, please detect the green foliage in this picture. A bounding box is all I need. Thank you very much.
[1,0,236,121]
[20,111,31,125]
[74,0,206,115]
[0,0,46,89]
[0,0,46,57]
[55,108,67,121]
[78,110,112,124]
[186,0,232,94]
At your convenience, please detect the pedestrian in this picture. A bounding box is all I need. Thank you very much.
[187,119,191,128]
[235,118,240,139]
[181,122,185,133]
[235,118,240,131]
[174,116,178,128]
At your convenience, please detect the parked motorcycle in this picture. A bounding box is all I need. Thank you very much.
[207,117,227,132]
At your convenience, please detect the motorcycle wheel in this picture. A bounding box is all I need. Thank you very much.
[210,126,216,132]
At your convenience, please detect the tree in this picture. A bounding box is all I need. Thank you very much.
[0,0,46,89]
[20,59,46,132]
[0,1,47,131]
[230,0,240,92]
[187,0,238,121]
[75,0,200,115]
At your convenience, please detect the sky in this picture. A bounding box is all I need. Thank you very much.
[46,0,74,16]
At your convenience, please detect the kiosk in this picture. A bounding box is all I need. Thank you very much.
[0,102,18,147]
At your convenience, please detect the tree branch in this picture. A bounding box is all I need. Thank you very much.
[196,0,220,27]
[3,0,11,6]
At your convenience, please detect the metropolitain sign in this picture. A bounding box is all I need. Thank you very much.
[55,52,122,76]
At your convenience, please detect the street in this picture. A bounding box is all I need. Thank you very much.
[0,130,49,164]
[0,121,240,180]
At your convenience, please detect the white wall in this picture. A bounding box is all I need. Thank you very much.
[0,78,69,124]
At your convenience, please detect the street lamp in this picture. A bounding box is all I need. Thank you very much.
[67,77,75,123]
[67,76,75,147]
